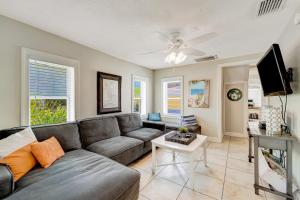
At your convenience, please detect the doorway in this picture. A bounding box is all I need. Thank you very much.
[224,81,248,137]
[216,57,261,142]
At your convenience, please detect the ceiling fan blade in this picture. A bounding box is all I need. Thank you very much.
[186,32,217,44]
[182,48,206,56]
[139,48,170,55]
[153,32,173,43]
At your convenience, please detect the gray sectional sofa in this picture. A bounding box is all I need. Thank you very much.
[0,113,165,200]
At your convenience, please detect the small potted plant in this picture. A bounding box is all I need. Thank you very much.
[178,127,188,134]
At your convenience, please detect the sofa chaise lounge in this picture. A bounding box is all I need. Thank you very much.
[0,113,165,200]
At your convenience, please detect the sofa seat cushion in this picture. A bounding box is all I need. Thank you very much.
[86,136,144,165]
[7,149,140,200]
[126,128,163,142]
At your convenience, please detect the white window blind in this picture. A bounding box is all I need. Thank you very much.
[29,59,68,98]
[161,77,183,117]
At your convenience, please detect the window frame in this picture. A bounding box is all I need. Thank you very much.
[132,75,147,117]
[21,48,80,126]
[161,76,183,118]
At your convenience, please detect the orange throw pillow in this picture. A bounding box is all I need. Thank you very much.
[0,144,37,182]
[31,137,64,168]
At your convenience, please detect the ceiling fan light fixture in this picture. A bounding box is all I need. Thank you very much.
[165,51,187,64]
[164,51,176,64]
[175,52,187,64]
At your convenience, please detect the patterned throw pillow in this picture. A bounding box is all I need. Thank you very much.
[0,127,37,181]
[148,113,161,121]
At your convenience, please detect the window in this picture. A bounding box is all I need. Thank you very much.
[21,48,78,126]
[132,76,147,116]
[162,77,183,116]
[29,59,74,125]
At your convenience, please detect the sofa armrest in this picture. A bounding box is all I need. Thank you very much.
[0,164,14,199]
[143,121,166,133]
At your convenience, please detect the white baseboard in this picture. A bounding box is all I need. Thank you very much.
[207,136,221,143]
[224,132,248,138]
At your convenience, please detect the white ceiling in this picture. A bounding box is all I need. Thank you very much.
[0,0,299,69]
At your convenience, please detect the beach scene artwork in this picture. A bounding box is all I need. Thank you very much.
[188,80,209,108]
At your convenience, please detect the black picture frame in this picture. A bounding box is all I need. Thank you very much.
[97,72,122,114]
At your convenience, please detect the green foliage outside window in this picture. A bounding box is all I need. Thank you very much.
[30,99,67,126]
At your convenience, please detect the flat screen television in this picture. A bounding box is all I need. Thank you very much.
[257,44,293,96]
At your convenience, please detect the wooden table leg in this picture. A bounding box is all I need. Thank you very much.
[254,136,259,195]
[172,150,176,162]
[152,144,156,175]
[204,142,208,167]
[189,152,195,190]
[249,134,252,163]
[286,141,293,200]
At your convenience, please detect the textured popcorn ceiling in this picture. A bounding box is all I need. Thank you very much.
[0,0,299,68]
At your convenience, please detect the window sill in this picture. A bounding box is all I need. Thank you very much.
[161,114,182,119]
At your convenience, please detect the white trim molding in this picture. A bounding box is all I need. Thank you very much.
[224,132,248,138]
[217,58,260,142]
[207,136,222,143]
[21,48,80,126]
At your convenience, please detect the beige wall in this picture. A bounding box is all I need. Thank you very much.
[154,54,261,140]
[224,83,246,135]
[269,6,300,197]
[0,15,153,129]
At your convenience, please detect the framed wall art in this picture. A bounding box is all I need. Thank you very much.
[97,72,122,114]
[188,80,210,108]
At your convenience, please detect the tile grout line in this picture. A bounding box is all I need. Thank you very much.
[226,138,268,200]
[175,142,218,200]
[220,136,230,200]
[175,143,207,200]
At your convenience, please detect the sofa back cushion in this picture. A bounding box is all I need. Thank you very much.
[116,114,142,135]
[78,116,121,147]
[0,123,81,152]
[32,123,81,152]
[0,127,26,140]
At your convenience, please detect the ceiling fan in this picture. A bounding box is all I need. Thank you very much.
[142,32,217,64]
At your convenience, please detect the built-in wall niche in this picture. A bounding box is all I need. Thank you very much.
[248,87,262,108]
[248,67,263,108]
[248,67,263,121]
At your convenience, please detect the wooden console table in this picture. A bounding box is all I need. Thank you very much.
[248,121,296,200]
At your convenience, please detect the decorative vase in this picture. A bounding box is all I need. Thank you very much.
[261,105,273,122]
[265,106,282,134]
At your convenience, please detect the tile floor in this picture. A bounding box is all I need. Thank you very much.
[129,136,285,200]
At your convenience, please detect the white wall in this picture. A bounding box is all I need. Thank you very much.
[154,54,261,140]
[0,15,153,129]
[269,6,300,198]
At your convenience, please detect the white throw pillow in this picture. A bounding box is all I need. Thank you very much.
[0,127,37,158]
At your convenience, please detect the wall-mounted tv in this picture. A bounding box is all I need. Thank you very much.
[257,44,293,96]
